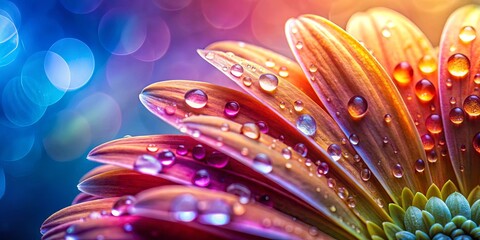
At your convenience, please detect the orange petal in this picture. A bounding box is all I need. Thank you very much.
[346,8,455,187]
[285,15,432,202]
[438,5,480,193]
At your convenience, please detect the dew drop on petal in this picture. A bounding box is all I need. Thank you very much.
[295,114,317,136]
[327,144,341,161]
[421,134,435,151]
[337,187,349,200]
[349,134,359,145]
[229,64,244,77]
[294,143,307,157]
[253,153,272,174]
[193,169,210,187]
[392,164,404,178]
[176,145,188,156]
[226,183,251,204]
[224,101,240,117]
[381,27,391,38]
[449,107,465,125]
[295,41,303,49]
[392,61,413,85]
[427,150,438,163]
[384,114,392,123]
[146,144,158,152]
[134,154,162,175]
[459,26,476,43]
[327,178,336,188]
[281,148,292,160]
[192,144,206,160]
[308,64,318,73]
[170,194,198,222]
[418,55,437,74]
[293,100,304,112]
[157,150,176,166]
[205,51,215,60]
[425,114,442,134]
[206,151,229,168]
[165,103,177,115]
[279,66,289,77]
[473,132,480,154]
[197,199,232,226]
[316,162,329,175]
[463,95,480,117]
[258,73,278,92]
[242,76,252,87]
[184,89,208,109]
[415,79,436,102]
[415,159,425,172]
[474,73,480,85]
[347,96,368,119]
[360,168,371,181]
[112,195,136,216]
[241,122,260,139]
[220,123,230,132]
[256,121,269,133]
[447,53,470,78]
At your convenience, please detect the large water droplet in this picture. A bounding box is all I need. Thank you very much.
[459,26,476,43]
[463,95,480,117]
[184,89,208,109]
[193,169,210,187]
[392,61,413,85]
[111,195,136,216]
[170,194,198,222]
[224,101,240,117]
[296,114,317,136]
[449,107,465,125]
[473,132,480,154]
[206,151,229,168]
[256,121,269,133]
[327,144,341,161]
[176,145,188,156]
[316,162,329,175]
[415,159,425,173]
[347,96,368,119]
[192,144,206,160]
[425,114,442,134]
[157,150,176,166]
[415,79,436,102]
[447,53,470,78]
[253,153,272,174]
[198,199,232,226]
[349,134,359,145]
[241,122,260,139]
[418,55,437,74]
[421,134,435,151]
[392,164,404,178]
[226,183,251,204]
[230,64,244,77]
[134,154,162,175]
[258,73,278,92]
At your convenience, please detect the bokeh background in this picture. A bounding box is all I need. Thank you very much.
[0,0,474,239]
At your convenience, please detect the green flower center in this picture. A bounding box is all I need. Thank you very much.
[367,181,480,240]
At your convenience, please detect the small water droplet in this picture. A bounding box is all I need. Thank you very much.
[381,27,391,38]
[279,66,289,77]
[450,97,457,105]
[447,53,470,78]
[206,151,229,168]
[327,178,336,188]
[294,143,307,157]
[316,162,329,175]
[224,101,240,117]
[421,134,435,151]
[384,114,392,123]
[392,164,404,178]
[171,194,198,222]
[193,169,210,187]
[327,144,341,161]
[242,76,252,87]
[415,159,425,172]
[123,223,133,232]
[164,103,177,115]
[296,114,317,136]
[337,187,349,199]
[415,79,436,102]
[192,144,206,160]
[459,26,476,43]
[349,134,359,145]
[192,129,201,138]
[474,73,480,85]
[295,41,303,49]
[360,168,371,181]
[220,123,230,132]
[293,100,304,112]
[147,144,158,153]
[427,150,438,163]
[449,107,465,125]
[329,205,337,212]
[253,153,273,174]
[392,61,413,85]
[265,58,275,68]
[446,78,453,88]
[241,122,260,139]
[418,55,437,74]
[134,155,162,175]
[256,121,269,134]
[157,150,176,166]
[230,64,244,77]
[347,196,356,208]
[308,64,318,73]
[111,195,135,216]
[473,132,480,154]
[347,96,368,119]
[184,89,208,109]
[281,148,292,160]
[463,95,480,117]
[425,114,442,134]
[176,145,188,156]
[259,73,279,92]
[461,144,467,152]
[205,51,215,60]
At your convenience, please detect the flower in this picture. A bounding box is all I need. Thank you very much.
[41,5,480,240]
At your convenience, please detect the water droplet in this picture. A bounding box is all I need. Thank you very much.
[111,195,135,216]
[383,136,389,144]
[294,143,307,157]
[192,144,206,160]
[446,79,453,88]
[473,132,480,154]
[253,153,273,174]
[164,102,177,115]
[184,89,208,109]
[461,144,467,152]
[176,145,188,156]
[425,114,442,134]
[427,150,438,163]
[384,114,392,123]
[392,61,413,85]
[360,168,371,181]
[224,101,240,117]
[281,148,292,160]
[227,183,251,204]
[241,122,260,139]
[447,53,470,78]
[205,51,215,60]
[381,27,391,38]
[146,144,158,152]
[347,197,356,208]
[134,155,162,175]
[171,194,198,222]
[392,164,404,178]
[256,121,269,133]
[197,199,232,226]
[193,169,210,187]
[316,162,329,175]
[258,73,279,92]
[463,95,480,117]
[327,178,336,188]
[296,114,317,136]
[418,55,437,74]
[192,129,201,138]
[337,187,349,199]
[295,41,303,49]
[265,58,275,68]
[157,150,176,166]
[309,64,318,73]
[206,151,229,168]
[349,134,359,145]
[450,97,457,105]
[230,64,243,77]
[421,134,435,151]
[415,159,425,172]
[279,66,289,77]
[459,26,476,43]
[123,223,133,232]
[347,96,368,119]
[242,76,252,87]
[220,123,230,132]
[474,73,480,85]
[327,144,342,161]
[329,205,337,212]
[415,79,436,102]
[449,107,465,125]
[293,100,304,112]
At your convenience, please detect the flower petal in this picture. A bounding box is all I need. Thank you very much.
[346,8,455,187]
[79,165,122,182]
[205,41,323,107]
[438,4,480,193]
[72,193,102,205]
[285,14,432,202]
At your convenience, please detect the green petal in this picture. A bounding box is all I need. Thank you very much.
[395,230,416,240]
[404,206,427,233]
[402,188,414,209]
[425,197,452,225]
[383,222,403,240]
[367,221,386,239]
[415,230,430,240]
[446,192,471,219]
[441,180,458,201]
[422,210,435,230]
[389,203,405,229]
[468,186,480,205]
[429,223,444,237]
[461,220,476,234]
[413,192,428,209]
[470,200,480,225]
[426,184,442,199]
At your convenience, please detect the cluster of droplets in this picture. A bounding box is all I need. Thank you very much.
[134,148,177,175]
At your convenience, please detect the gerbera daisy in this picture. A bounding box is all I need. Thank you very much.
[42,5,480,240]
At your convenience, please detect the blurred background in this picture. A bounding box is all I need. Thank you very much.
[0,0,473,238]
